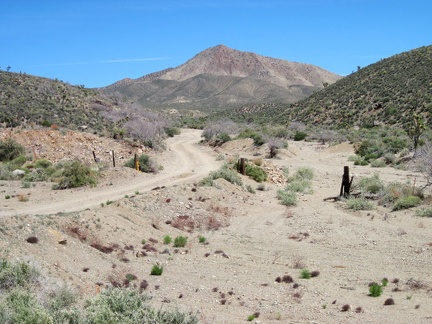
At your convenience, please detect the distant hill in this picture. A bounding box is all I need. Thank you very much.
[235,45,432,128]
[0,71,119,132]
[100,45,342,110]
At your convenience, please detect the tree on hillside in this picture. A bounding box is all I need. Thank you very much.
[409,113,425,154]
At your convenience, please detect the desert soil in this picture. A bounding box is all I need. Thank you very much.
[1,129,432,324]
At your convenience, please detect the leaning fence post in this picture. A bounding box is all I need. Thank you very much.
[340,166,353,197]
[238,158,246,175]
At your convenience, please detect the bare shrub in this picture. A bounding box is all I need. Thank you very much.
[414,142,432,190]
[202,120,238,143]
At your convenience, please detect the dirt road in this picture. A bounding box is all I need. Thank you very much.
[0,129,220,217]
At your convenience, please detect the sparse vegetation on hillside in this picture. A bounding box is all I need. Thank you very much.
[0,71,115,132]
[233,45,432,129]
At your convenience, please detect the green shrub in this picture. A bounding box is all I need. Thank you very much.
[369,283,383,297]
[124,154,157,173]
[174,236,188,248]
[293,131,307,141]
[286,179,313,194]
[198,236,206,244]
[300,269,311,279]
[52,160,98,190]
[416,207,432,217]
[10,155,27,168]
[0,289,52,324]
[346,197,375,210]
[199,164,243,187]
[393,195,421,211]
[84,288,197,323]
[292,167,314,181]
[244,164,267,182]
[163,235,172,245]
[0,259,39,290]
[370,158,387,168]
[237,129,264,146]
[22,169,49,182]
[358,174,384,194]
[150,265,163,276]
[246,185,256,194]
[215,132,231,145]
[0,138,25,161]
[34,159,52,169]
[277,190,297,206]
[164,127,180,137]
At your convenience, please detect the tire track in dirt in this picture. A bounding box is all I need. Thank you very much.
[0,129,220,217]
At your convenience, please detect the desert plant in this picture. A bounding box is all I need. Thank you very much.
[124,154,157,173]
[369,283,383,297]
[392,195,421,211]
[244,163,267,182]
[415,207,432,217]
[237,129,264,146]
[84,287,198,323]
[293,131,307,141]
[199,164,243,187]
[357,174,384,194]
[345,197,375,210]
[246,185,256,194]
[0,138,25,161]
[0,259,39,290]
[163,235,172,245]
[300,269,311,279]
[52,160,97,189]
[150,265,163,276]
[277,190,297,206]
[174,236,188,248]
[198,236,206,244]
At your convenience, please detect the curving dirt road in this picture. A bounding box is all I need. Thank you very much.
[0,129,220,217]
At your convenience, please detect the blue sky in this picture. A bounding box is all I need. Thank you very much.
[1,0,431,88]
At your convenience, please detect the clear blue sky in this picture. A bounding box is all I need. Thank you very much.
[1,0,431,88]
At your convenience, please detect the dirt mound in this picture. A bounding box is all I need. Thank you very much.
[1,128,146,164]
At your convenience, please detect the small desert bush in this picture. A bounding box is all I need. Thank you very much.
[84,287,197,323]
[370,158,387,168]
[198,236,206,244]
[345,197,375,210]
[416,207,432,217]
[174,236,188,248]
[33,159,52,169]
[150,265,163,276]
[163,235,172,245]
[246,185,256,194]
[199,164,242,187]
[52,160,98,189]
[292,167,314,181]
[392,195,421,211]
[0,259,39,290]
[369,283,383,297]
[244,164,267,182]
[300,269,311,279]
[357,174,384,194]
[0,138,25,161]
[277,190,297,206]
[293,131,307,141]
[124,154,157,173]
[237,129,264,146]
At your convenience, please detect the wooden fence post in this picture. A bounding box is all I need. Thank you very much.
[112,150,115,167]
[238,158,246,175]
[340,166,353,197]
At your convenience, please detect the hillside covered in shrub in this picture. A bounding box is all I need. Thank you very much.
[0,71,117,133]
[231,45,432,128]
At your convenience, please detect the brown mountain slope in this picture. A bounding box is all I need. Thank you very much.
[101,45,341,110]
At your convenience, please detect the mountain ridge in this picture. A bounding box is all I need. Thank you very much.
[101,45,342,110]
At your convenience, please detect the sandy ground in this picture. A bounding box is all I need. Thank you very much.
[1,129,432,323]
